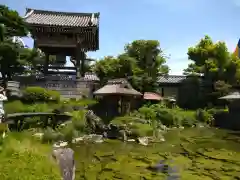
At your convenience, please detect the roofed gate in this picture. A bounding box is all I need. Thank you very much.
[21,8,100,98]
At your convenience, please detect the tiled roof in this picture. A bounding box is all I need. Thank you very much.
[157,75,186,84]
[17,72,99,81]
[107,78,129,85]
[24,8,100,27]
[143,92,163,100]
[84,72,99,81]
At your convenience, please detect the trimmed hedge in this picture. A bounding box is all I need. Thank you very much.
[22,87,60,103]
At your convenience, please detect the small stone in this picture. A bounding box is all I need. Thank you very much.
[72,137,84,143]
[138,137,148,146]
[53,141,68,148]
[33,132,44,139]
[127,139,135,142]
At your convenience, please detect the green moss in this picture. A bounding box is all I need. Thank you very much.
[73,128,240,179]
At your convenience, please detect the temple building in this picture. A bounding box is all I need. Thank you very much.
[14,8,100,99]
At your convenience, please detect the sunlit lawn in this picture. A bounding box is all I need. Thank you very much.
[0,132,61,180]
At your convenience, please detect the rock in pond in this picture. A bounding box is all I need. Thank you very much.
[72,134,104,144]
[52,147,75,180]
[137,137,149,146]
[53,141,68,148]
[127,139,135,142]
[33,132,44,139]
[148,160,180,179]
[88,134,103,143]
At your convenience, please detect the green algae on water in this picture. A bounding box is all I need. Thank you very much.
[73,128,240,180]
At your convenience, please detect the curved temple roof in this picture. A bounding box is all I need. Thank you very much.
[24,8,100,27]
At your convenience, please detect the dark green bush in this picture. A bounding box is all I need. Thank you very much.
[128,123,153,138]
[22,87,60,103]
[138,106,157,120]
[111,116,142,126]
[207,108,228,116]
[42,127,62,143]
[71,110,87,133]
[59,124,76,143]
[4,100,26,114]
[136,104,196,127]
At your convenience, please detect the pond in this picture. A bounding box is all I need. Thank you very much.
[72,128,240,180]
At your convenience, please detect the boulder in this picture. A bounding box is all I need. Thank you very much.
[72,134,104,144]
[85,110,106,134]
[52,148,75,180]
[137,137,149,146]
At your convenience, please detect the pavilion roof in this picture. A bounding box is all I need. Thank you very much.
[24,8,100,27]
[93,78,142,96]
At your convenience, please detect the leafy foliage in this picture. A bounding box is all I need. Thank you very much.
[0,5,28,38]
[181,35,240,108]
[22,86,60,103]
[93,40,169,92]
[0,5,46,85]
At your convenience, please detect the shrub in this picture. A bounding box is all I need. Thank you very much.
[111,116,142,126]
[138,106,157,120]
[27,103,51,112]
[4,100,26,114]
[195,109,214,125]
[207,108,228,115]
[42,127,62,143]
[59,124,76,143]
[71,110,87,133]
[22,87,60,103]
[128,123,153,138]
[136,104,197,127]
[46,90,60,102]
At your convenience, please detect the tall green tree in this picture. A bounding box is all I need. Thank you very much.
[181,35,240,108]
[19,48,46,75]
[93,40,169,92]
[0,5,30,85]
[0,5,28,38]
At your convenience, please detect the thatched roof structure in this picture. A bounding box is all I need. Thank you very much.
[93,78,142,96]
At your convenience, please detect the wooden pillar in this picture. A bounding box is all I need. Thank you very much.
[44,53,49,76]
[75,34,85,79]
[76,59,81,79]
[81,57,85,77]
[76,48,86,79]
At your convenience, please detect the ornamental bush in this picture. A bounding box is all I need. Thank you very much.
[22,86,60,103]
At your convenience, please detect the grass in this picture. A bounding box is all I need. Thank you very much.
[72,128,240,179]
[0,132,61,180]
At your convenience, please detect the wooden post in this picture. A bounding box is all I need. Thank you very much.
[44,53,49,76]
[75,45,81,79]
[80,51,85,77]
[75,34,85,79]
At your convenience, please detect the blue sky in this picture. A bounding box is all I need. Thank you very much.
[3,0,240,74]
